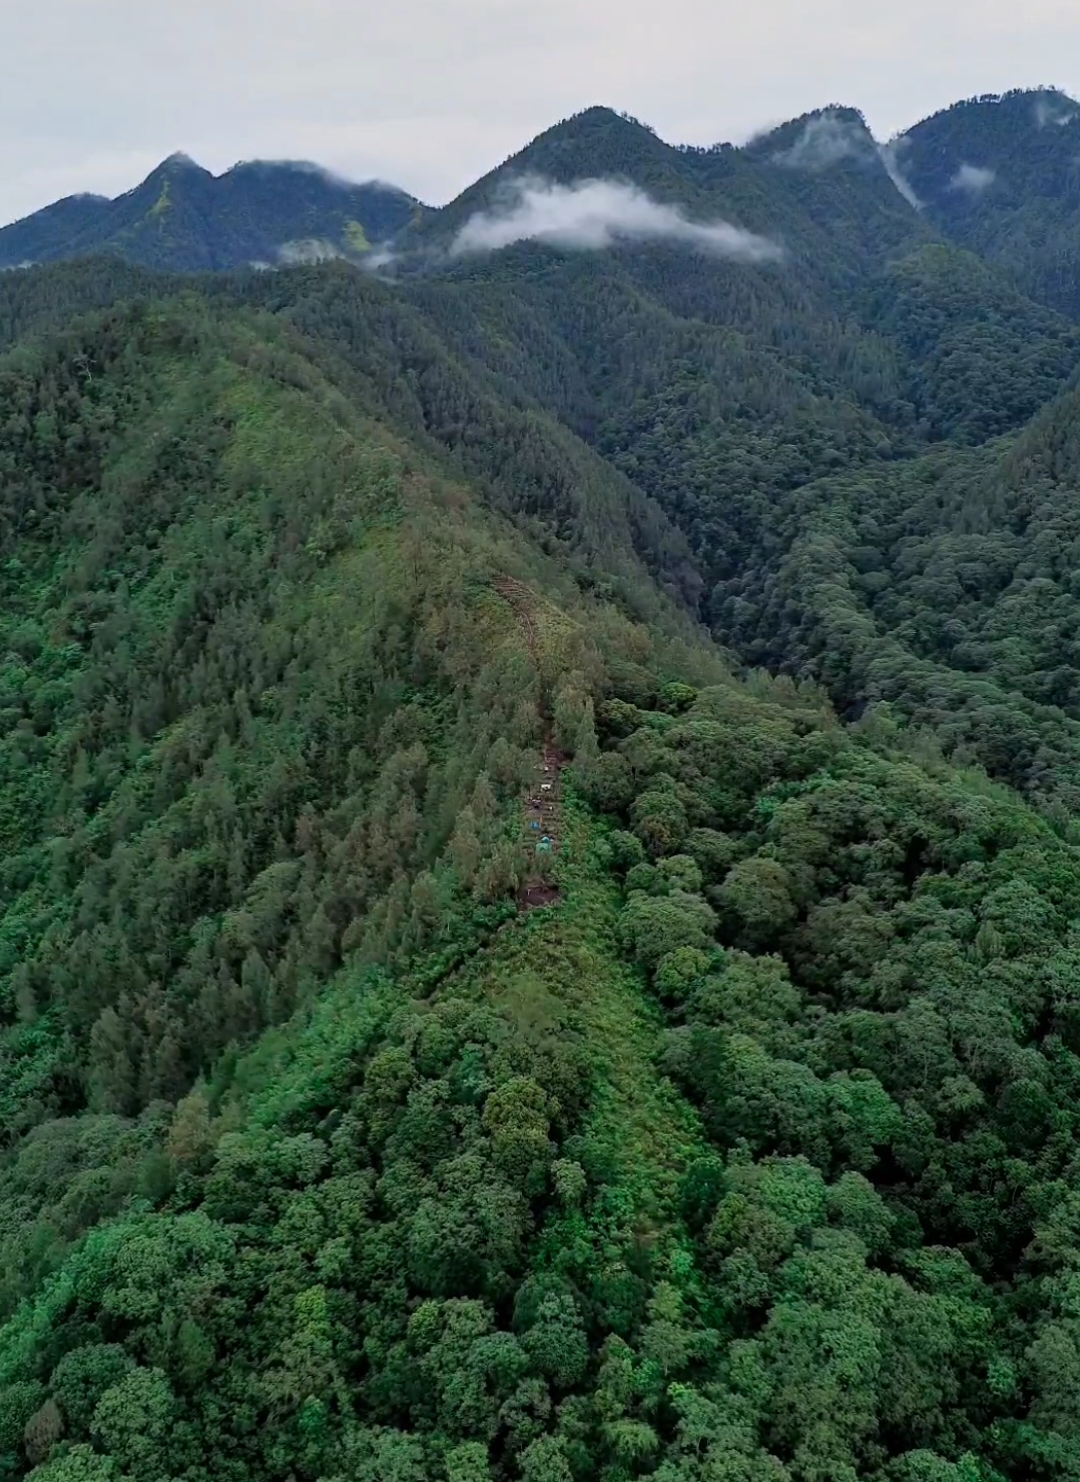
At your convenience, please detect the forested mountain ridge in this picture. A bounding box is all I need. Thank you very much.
[0,155,420,273]
[7,84,1080,1482]
[899,88,1080,317]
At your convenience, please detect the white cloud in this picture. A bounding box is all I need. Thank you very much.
[450,175,782,261]
[878,139,921,209]
[277,238,345,264]
[950,162,996,193]
[1034,97,1077,127]
[773,111,871,169]
[362,246,398,271]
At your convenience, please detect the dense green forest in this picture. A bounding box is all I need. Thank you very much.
[8,86,1080,1482]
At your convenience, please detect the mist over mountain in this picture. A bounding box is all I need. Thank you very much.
[7,83,1080,1482]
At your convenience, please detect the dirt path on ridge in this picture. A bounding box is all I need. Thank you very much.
[495,577,569,911]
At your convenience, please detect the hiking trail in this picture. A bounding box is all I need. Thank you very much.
[495,576,569,911]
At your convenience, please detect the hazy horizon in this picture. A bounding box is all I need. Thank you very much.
[3,0,1079,228]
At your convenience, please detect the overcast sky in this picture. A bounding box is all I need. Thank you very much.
[2,0,1078,225]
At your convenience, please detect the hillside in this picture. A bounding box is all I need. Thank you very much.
[8,84,1080,1482]
[5,273,1080,1482]
[0,155,420,273]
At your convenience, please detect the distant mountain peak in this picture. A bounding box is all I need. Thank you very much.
[405,102,680,248]
[229,158,352,182]
[0,148,418,271]
[737,105,925,207]
[494,104,671,162]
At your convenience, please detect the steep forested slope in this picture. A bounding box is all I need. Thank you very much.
[709,372,1080,809]
[0,285,711,1149]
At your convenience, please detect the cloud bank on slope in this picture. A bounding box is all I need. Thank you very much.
[450,176,782,262]
[950,163,996,194]
[277,238,345,264]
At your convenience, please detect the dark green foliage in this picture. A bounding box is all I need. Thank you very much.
[901,88,1080,318]
[861,242,1080,441]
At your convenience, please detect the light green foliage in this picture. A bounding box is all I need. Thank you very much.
[26,1447,128,1482]
[343,220,372,254]
[89,1368,175,1477]
[146,180,171,221]
[654,945,712,1003]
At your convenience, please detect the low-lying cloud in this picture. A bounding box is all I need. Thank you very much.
[1035,99,1078,128]
[361,246,397,271]
[450,176,782,262]
[277,238,346,265]
[950,162,996,194]
[773,112,871,170]
[274,237,399,272]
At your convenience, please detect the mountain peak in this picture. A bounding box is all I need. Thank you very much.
[523,105,664,156]
[0,148,416,270]
[131,153,214,195]
[899,86,1080,230]
[162,150,206,171]
[429,105,680,229]
[229,158,353,184]
[902,85,1080,141]
[745,105,877,169]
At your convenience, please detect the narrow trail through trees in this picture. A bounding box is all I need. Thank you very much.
[495,577,569,911]
[520,740,568,909]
